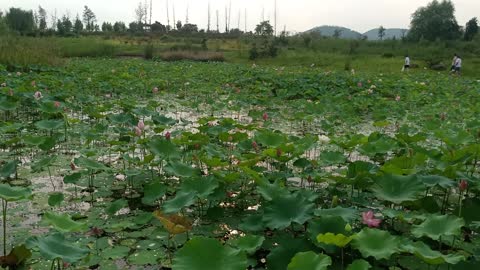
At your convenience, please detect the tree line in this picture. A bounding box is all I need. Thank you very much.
[0,0,478,42]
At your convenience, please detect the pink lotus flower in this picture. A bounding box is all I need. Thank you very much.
[357,82,363,88]
[34,91,43,100]
[134,126,142,137]
[395,95,401,102]
[252,141,258,150]
[262,112,268,121]
[362,211,382,228]
[459,180,468,192]
[165,131,171,140]
[152,87,159,94]
[54,101,61,108]
[137,120,145,131]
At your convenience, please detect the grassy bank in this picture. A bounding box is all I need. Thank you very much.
[0,35,479,77]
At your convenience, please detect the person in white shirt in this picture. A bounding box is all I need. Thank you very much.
[451,53,458,72]
[454,56,462,75]
[403,55,410,72]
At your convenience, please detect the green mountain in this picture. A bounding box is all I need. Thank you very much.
[306,25,363,39]
[363,28,409,40]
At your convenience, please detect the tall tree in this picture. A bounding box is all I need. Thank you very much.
[333,29,342,39]
[113,22,126,32]
[74,14,83,33]
[5,7,35,34]
[82,6,96,32]
[176,20,183,31]
[101,22,113,32]
[57,15,73,36]
[135,2,146,23]
[464,17,478,41]
[38,6,47,31]
[408,0,461,41]
[378,26,386,40]
[255,21,273,36]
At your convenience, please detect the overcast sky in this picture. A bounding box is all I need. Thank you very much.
[1,0,479,33]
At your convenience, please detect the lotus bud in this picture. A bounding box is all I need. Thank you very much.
[276,148,282,157]
[34,91,43,100]
[252,141,258,150]
[54,101,61,108]
[134,126,142,137]
[165,131,171,140]
[459,180,468,192]
[345,224,352,232]
[262,112,268,121]
[331,195,339,207]
[137,120,145,131]
[395,95,401,102]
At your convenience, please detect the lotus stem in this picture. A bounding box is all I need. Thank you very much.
[2,200,7,256]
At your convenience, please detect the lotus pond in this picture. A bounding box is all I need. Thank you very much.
[0,59,480,270]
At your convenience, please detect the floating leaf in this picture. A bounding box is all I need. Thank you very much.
[35,119,64,130]
[402,241,465,265]
[26,233,89,263]
[153,211,192,235]
[351,228,401,260]
[0,184,31,202]
[164,161,199,178]
[314,207,358,222]
[42,212,87,233]
[412,215,464,240]
[48,192,64,207]
[317,233,355,248]
[263,193,314,230]
[163,192,196,214]
[287,251,332,270]
[0,160,18,179]
[229,235,265,255]
[173,237,247,270]
[371,174,425,204]
[148,138,179,159]
[180,176,219,199]
[141,181,167,205]
[347,259,372,270]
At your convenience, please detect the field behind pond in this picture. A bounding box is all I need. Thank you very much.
[1,59,480,269]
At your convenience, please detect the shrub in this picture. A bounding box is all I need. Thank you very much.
[0,36,62,68]
[144,43,154,60]
[159,51,225,62]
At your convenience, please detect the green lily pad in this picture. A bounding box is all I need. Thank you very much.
[74,157,108,171]
[229,235,265,255]
[142,181,167,205]
[0,160,18,178]
[63,172,82,184]
[128,250,162,265]
[180,176,219,199]
[106,199,128,216]
[0,184,32,202]
[314,207,358,222]
[287,251,332,270]
[418,175,454,189]
[26,233,89,263]
[371,174,425,204]
[347,259,372,270]
[42,212,87,233]
[402,241,465,265]
[173,237,247,270]
[317,233,355,248]
[263,193,314,230]
[148,139,180,159]
[102,246,130,260]
[351,228,401,260]
[164,161,199,178]
[31,156,56,173]
[35,119,64,130]
[48,192,64,207]
[163,192,196,214]
[412,215,464,240]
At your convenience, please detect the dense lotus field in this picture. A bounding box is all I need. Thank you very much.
[0,59,480,270]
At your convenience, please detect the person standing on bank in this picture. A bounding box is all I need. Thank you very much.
[451,53,458,72]
[403,55,410,72]
[454,55,462,76]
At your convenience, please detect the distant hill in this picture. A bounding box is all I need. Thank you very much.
[304,25,409,40]
[306,26,362,39]
[363,28,408,40]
